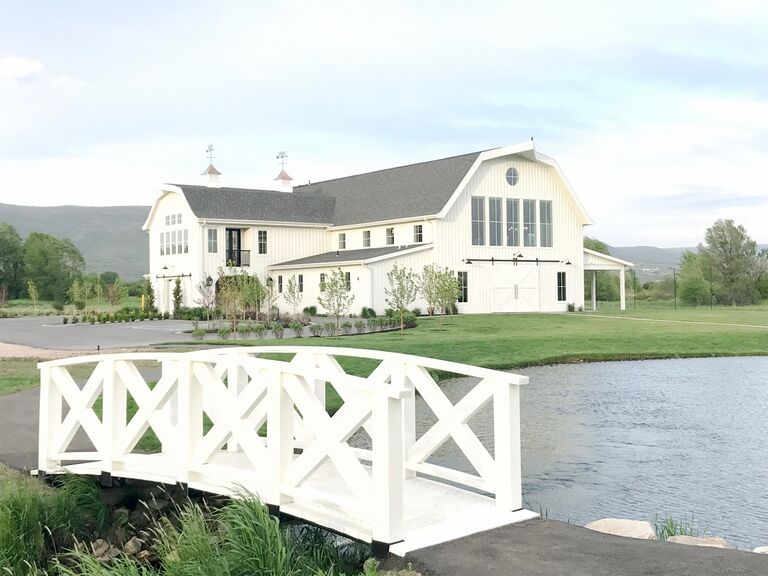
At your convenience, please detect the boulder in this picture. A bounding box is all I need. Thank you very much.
[585,518,656,540]
[90,539,110,557]
[667,535,731,549]
[124,536,143,555]
[753,546,768,554]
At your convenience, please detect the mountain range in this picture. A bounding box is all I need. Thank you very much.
[0,203,733,282]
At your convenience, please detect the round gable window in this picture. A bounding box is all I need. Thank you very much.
[506,167,519,186]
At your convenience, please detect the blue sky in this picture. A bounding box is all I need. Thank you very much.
[1,0,766,247]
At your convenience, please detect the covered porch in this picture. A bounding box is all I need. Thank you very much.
[583,248,634,311]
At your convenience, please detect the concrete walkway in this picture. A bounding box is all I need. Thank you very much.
[382,518,768,575]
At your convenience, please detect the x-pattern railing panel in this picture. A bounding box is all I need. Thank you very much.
[51,363,105,455]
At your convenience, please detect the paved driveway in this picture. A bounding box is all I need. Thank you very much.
[0,316,199,351]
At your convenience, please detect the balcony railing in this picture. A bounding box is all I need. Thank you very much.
[226,249,250,267]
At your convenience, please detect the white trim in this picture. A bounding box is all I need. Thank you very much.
[142,184,185,230]
[583,247,634,268]
[198,218,330,228]
[267,244,433,271]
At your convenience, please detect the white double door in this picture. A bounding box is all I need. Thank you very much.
[492,265,540,312]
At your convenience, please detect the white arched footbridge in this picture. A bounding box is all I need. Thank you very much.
[37,346,537,555]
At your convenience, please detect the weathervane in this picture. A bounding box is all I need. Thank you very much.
[206,144,215,164]
[276,151,287,169]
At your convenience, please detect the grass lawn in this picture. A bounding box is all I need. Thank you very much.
[0,296,141,317]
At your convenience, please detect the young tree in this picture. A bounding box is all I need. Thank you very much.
[385,265,420,331]
[264,277,279,322]
[106,279,127,307]
[194,275,216,325]
[27,280,39,314]
[172,278,183,318]
[420,264,440,316]
[67,278,86,311]
[0,285,7,309]
[244,274,266,321]
[283,275,303,316]
[436,267,460,316]
[317,268,355,336]
[143,278,156,312]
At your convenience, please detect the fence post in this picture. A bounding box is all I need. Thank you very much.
[267,370,294,506]
[493,379,522,511]
[176,358,201,484]
[371,387,406,544]
[101,359,126,473]
[37,365,61,472]
[395,362,416,479]
[226,359,247,452]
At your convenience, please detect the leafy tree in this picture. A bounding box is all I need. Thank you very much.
[264,277,279,322]
[194,276,216,324]
[24,232,85,302]
[67,279,87,310]
[583,237,619,302]
[244,274,266,321]
[698,219,760,306]
[99,271,119,287]
[420,264,440,315]
[27,280,39,313]
[143,278,156,312]
[0,223,24,298]
[436,267,460,315]
[172,278,183,318]
[106,278,127,307]
[385,265,420,331]
[677,251,709,306]
[283,275,303,316]
[317,268,355,336]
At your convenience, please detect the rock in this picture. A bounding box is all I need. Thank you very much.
[137,549,158,562]
[585,518,656,540]
[753,546,768,554]
[124,536,143,555]
[667,535,732,549]
[96,545,121,563]
[129,509,152,529]
[91,539,110,557]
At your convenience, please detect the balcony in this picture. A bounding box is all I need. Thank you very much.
[226,249,250,267]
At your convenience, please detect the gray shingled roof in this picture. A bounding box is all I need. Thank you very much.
[294,151,481,226]
[271,244,432,268]
[176,185,336,224]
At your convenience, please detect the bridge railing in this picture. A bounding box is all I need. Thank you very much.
[38,347,527,544]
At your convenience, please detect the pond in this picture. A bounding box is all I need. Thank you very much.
[417,357,768,550]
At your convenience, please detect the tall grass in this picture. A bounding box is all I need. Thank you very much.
[652,514,703,541]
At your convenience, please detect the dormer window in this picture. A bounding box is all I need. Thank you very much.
[363,230,371,247]
[339,233,346,249]
[386,228,394,245]
[414,224,423,243]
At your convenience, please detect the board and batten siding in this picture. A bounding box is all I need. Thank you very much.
[434,156,586,313]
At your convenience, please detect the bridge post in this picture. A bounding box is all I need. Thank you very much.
[395,362,416,479]
[37,365,60,473]
[267,370,294,506]
[226,361,247,452]
[371,388,406,544]
[101,359,126,475]
[176,359,202,484]
[493,379,522,511]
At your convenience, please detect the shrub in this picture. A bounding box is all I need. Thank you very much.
[309,324,324,337]
[302,305,318,316]
[253,323,267,339]
[384,308,395,318]
[366,318,378,332]
[402,312,417,329]
[162,311,170,320]
[323,322,336,337]
[290,321,304,338]
[217,326,231,340]
[567,302,576,312]
[354,320,366,334]
[411,307,422,316]
[271,322,284,339]
[360,307,376,319]
[71,316,78,324]
[341,321,353,335]
[52,301,64,313]
[62,316,68,325]
[191,321,205,342]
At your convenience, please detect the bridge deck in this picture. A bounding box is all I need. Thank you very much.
[51,450,537,555]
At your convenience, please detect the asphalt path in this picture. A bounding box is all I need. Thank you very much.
[0,316,198,351]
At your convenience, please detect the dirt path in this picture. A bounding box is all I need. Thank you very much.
[0,341,82,360]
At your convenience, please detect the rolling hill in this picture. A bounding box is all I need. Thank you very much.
[0,203,150,280]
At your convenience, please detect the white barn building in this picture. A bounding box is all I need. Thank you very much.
[142,141,632,315]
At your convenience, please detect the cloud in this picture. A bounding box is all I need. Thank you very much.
[0,57,44,81]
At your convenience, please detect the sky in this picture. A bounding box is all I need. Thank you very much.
[1,1,766,247]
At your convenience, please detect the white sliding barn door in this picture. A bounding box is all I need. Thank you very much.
[492,265,540,312]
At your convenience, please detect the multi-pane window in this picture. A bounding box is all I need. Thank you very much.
[363,230,371,247]
[183,229,188,253]
[207,228,217,253]
[386,228,394,245]
[171,230,177,254]
[414,224,423,243]
[320,273,326,286]
[557,272,567,301]
[339,233,346,249]
[165,215,170,226]
[523,199,537,247]
[278,275,283,293]
[458,271,468,303]
[506,199,520,247]
[177,213,182,225]
[170,214,176,226]
[540,200,553,247]
[258,230,267,254]
[471,196,485,245]
[160,233,165,255]
[165,232,170,255]
[345,272,351,291]
[489,197,502,246]
[298,274,304,293]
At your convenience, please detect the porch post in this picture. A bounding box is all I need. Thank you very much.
[591,271,597,311]
[619,268,626,311]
